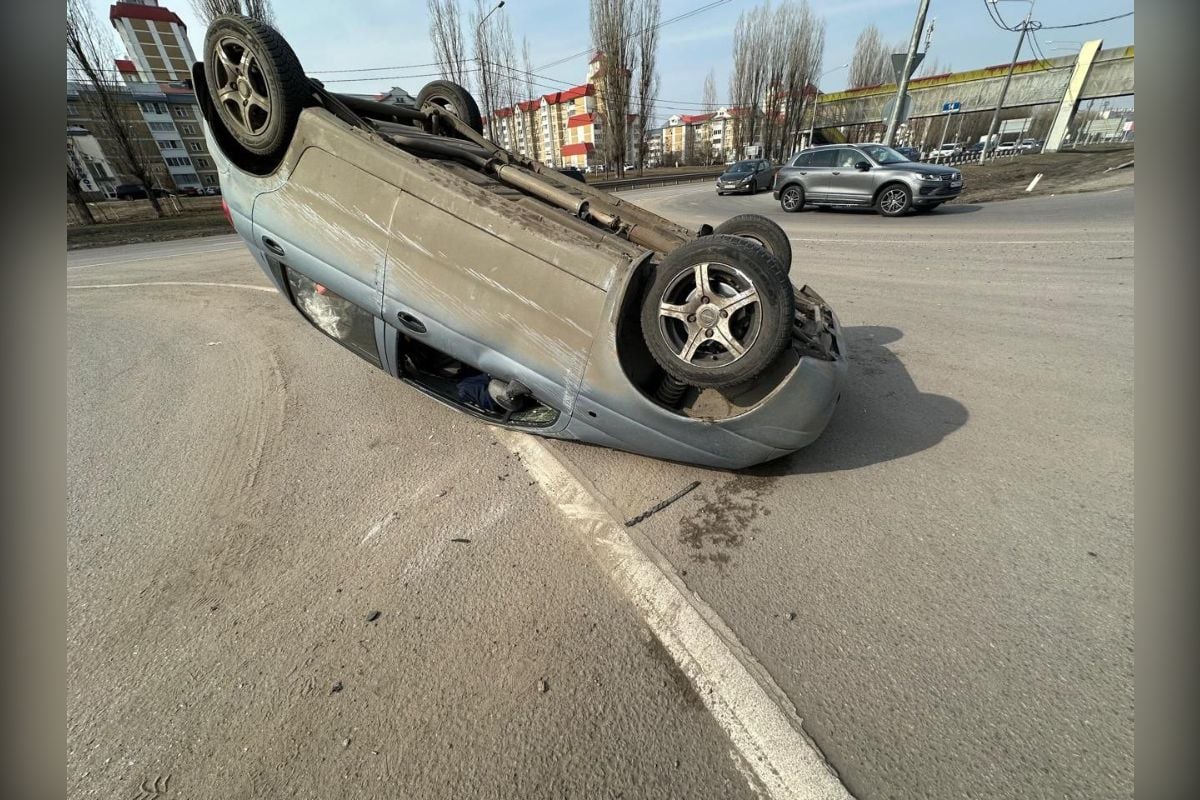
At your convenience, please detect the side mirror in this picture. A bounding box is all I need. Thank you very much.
[854,161,870,171]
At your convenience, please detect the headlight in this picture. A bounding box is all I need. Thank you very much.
[919,173,946,181]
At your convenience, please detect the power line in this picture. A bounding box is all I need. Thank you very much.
[534,0,733,71]
[1041,10,1132,29]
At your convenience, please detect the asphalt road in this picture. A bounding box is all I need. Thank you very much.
[67,183,1134,799]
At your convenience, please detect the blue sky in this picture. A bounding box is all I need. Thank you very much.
[96,0,1134,120]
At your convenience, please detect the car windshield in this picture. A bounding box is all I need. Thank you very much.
[727,162,754,173]
[860,145,911,164]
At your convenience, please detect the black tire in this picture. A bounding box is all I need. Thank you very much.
[417,80,484,135]
[713,214,792,274]
[877,183,913,216]
[779,184,805,213]
[640,235,794,389]
[203,15,309,166]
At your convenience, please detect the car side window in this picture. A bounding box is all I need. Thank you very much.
[791,153,813,168]
[807,149,837,167]
[285,269,382,368]
[834,149,861,168]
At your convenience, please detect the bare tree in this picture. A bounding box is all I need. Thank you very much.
[66,163,96,225]
[916,57,950,78]
[190,0,275,25]
[68,0,165,217]
[729,4,771,159]
[848,24,894,88]
[590,0,637,177]
[427,0,468,85]
[698,69,718,164]
[631,0,660,174]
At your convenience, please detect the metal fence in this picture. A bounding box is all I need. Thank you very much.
[589,168,725,192]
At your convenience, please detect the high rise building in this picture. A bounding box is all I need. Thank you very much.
[109,1,196,83]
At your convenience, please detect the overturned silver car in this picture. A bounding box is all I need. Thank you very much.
[196,14,847,468]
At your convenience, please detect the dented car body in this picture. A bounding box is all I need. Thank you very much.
[195,17,847,469]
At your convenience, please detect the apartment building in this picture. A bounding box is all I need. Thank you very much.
[68,1,222,196]
[480,52,646,169]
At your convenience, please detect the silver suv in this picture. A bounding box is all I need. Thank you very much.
[773,143,963,216]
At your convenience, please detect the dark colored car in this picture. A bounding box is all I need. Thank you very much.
[893,145,921,162]
[716,159,774,195]
[114,183,176,200]
[557,166,586,183]
[772,143,963,216]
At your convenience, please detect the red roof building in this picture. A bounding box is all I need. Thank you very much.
[560,142,595,156]
[567,113,596,128]
[108,2,185,27]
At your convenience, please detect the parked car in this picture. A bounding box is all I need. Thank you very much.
[556,166,586,183]
[1018,138,1043,153]
[892,145,921,162]
[194,13,847,469]
[964,141,992,155]
[773,143,963,216]
[933,142,963,157]
[202,186,222,196]
[715,159,774,195]
[114,183,176,200]
[995,141,1019,155]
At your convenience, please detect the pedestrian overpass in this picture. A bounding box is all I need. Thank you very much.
[811,41,1133,152]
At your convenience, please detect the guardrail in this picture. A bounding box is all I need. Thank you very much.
[589,168,725,191]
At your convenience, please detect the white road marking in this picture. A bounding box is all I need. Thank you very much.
[68,281,275,293]
[68,242,244,270]
[500,430,853,800]
[787,236,1133,245]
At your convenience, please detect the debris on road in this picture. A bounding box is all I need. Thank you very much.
[537,678,549,694]
[366,610,382,622]
[450,538,472,544]
[787,612,797,621]
[330,680,343,694]
[625,481,702,527]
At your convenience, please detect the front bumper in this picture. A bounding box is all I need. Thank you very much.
[716,180,752,192]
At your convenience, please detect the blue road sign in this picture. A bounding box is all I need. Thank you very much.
[942,101,962,113]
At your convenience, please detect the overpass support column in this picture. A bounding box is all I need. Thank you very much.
[1045,39,1104,153]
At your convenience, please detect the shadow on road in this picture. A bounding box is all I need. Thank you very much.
[747,325,968,476]
[809,203,983,216]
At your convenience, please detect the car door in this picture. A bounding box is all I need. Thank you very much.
[252,146,398,367]
[797,149,837,201]
[823,147,876,205]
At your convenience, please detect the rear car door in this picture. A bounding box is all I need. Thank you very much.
[824,147,876,205]
[251,146,399,368]
[800,149,840,201]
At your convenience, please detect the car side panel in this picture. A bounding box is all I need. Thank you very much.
[252,146,398,317]
[381,191,607,418]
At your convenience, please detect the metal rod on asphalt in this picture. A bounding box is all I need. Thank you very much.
[884,0,931,146]
[979,2,1034,164]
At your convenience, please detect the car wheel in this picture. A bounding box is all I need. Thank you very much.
[640,235,793,389]
[417,80,484,135]
[712,214,792,274]
[877,184,912,217]
[204,14,309,166]
[779,185,805,213]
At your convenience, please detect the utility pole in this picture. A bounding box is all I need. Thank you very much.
[884,0,931,145]
[979,3,1033,164]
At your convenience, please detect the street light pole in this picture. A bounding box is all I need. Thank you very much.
[806,64,848,149]
[884,0,932,146]
[475,0,506,127]
[979,0,1034,164]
